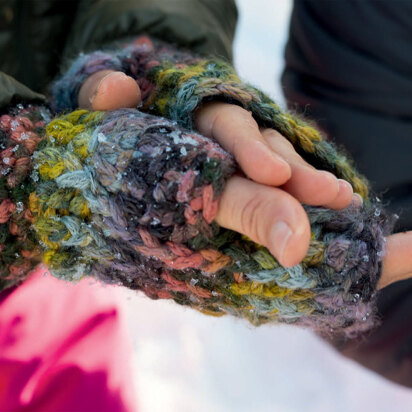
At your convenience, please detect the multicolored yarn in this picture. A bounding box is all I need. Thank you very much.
[53,36,369,200]
[0,37,392,338]
[31,108,234,281]
[0,104,51,290]
[28,108,394,339]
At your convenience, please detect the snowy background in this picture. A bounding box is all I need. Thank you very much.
[121,1,412,411]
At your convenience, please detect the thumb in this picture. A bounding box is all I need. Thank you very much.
[215,175,311,267]
[379,231,412,289]
[78,70,141,110]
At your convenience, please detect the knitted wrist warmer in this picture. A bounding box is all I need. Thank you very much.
[0,104,51,290]
[52,36,199,114]
[31,38,394,338]
[53,36,369,201]
[29,108,394,339]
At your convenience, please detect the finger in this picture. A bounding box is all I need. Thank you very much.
[262,128,356,209]
[194,103,292,186]
[379,231,412,289]
[78,70,141,111]
[215,175,311,267]
[322,179,355,209]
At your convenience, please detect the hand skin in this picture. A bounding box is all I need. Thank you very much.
[78,70,412,289]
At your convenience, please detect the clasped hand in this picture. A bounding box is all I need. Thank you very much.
[78,70,412,289]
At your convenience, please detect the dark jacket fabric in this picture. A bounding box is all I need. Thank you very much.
[282,0,412,387]
[0,0,411,390]
[0,0,237,108]
[282,0,412,232]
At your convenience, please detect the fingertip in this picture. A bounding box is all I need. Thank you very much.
[324,179,354,210]
[216,177,310,268]
[337,179,354,207]
[351,193,363,208]
[281,167,340,206]
[270,201,311,268]
[380,231,412,288]
[319,171,340,194]
[195,104,292,186]
[269,221,293,266]
[278,226,311,267]
[92,72,141,111]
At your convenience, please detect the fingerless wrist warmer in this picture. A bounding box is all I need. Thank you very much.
[4,37,392,339]
[53,36,370,200]
[0,104,393,339]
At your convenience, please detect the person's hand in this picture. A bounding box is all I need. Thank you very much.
[78,72,359,267]
[194,102,360,268]
[379,231,412,289]
[77,71,412,288]
[194,102,412,289]
[78,70,142,110]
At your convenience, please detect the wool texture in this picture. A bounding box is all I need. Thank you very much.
[53,36,369,202]
[0,104,51,290]
[28,108,393,339]
[0,37,395,339]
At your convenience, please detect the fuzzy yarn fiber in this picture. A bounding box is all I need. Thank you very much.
[0,104,50,290]
[54,36,372,201]
[0,38,395,339]
[28,108,393,339]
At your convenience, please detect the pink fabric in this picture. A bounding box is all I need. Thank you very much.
[0,266,137,412]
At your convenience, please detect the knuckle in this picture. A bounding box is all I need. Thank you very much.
[225,104,258,127]
[242,110,259,130]
[214,106,260,156]
[239,193,272,245]
[263,128,295,150]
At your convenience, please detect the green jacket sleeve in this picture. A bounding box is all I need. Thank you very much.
[0,72,45,110]
[62,0,238,63]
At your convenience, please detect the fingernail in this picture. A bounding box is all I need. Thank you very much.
[270,221,293,266]
[90,72,127,105]
[352,193,363,207]
[338,179,353,192]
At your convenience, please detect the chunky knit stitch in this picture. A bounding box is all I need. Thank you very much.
[0,104,51,290]
[53,36,370,201]
[27,108,393,339]
[0,38,394,339]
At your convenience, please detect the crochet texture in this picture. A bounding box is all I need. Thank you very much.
[0,38,395,339]
[0,105,51,290]
[16,106,392,340]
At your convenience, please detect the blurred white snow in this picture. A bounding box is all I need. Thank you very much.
[121,1,412,411]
